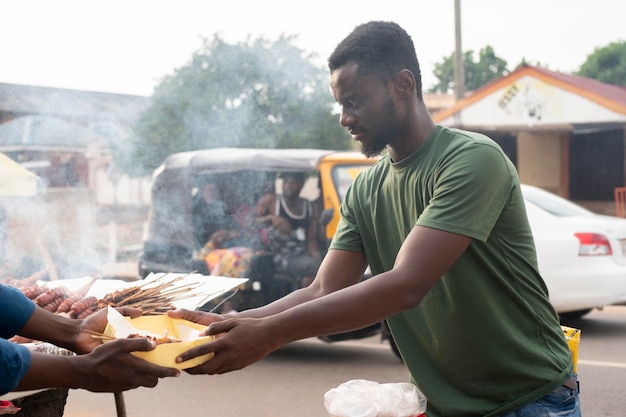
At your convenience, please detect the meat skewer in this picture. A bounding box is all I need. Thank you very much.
[57,294,83,314]
[70,296,98,318]
[34,286,67,307]
[42,296,66,312]
[21,284,44,300]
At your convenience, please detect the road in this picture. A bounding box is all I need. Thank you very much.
[63,306,626,417]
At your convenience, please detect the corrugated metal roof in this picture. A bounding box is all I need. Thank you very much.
[0,115,93,151]
[0,82,149,125]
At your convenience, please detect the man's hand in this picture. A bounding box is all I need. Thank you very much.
[175,316,279,375]
[167,308,279,374]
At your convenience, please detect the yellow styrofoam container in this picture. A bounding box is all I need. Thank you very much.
[561,326,581,373]
[103,315,214,370]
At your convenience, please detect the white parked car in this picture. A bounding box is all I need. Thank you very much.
[522,184,626,317]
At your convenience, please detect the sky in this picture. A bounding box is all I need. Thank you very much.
[1,0,625,97]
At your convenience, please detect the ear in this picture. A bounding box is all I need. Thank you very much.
[394,70,415,98]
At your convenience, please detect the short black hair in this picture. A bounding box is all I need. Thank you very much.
[328,21,423,101]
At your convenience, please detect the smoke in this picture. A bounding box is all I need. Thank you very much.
[0,84,149,280]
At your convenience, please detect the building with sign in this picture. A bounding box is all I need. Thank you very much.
[433,65,626,213]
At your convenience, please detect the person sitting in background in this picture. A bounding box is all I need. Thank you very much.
[254,172,322,289]
[191,178,251,276]
[200,174,270,313]
[0,283,178,395]
[192,180,236,251]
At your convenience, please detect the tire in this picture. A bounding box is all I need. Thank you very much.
[560,309,593,320]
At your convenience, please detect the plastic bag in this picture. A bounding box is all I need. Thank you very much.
[324,379,427,417]
[0,401,20,415]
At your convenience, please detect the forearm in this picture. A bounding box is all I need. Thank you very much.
[269,227,472,342]
[270,273,416,344]
[232,250,364,320]
[18,307,80,351]
[229,285,321,319]
[14,353,86,391]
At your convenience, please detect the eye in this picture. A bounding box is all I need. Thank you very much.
[344,98,359,108]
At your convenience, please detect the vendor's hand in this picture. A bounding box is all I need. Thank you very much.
[174,316,279,375]
[74,307,144,354]
[75,337,179,392]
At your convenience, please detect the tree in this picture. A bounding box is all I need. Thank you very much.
[429,46,509,94]
[576,41,626,87]
[115,34,350,176]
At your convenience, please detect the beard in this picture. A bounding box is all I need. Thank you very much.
[359,94,396,158]
[360,127,395,157]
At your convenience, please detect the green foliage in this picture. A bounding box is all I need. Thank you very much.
[429,46,509,93]
[115,34,350,176]
[576,41,626,86]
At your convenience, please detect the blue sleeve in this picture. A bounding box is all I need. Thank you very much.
[0,337,32,395]
[0,284,36,394]
[0,284,36,338]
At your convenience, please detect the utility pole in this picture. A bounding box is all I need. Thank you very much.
[453,0,465,100]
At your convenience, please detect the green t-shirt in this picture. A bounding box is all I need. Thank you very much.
[331,126,573,417]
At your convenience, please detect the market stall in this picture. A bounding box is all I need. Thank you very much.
[2,272,247,416]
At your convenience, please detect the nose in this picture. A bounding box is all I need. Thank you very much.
[339,108,355,127]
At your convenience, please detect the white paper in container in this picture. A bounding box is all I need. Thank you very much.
[105,306,202,341]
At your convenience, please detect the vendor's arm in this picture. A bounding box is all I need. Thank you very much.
[14,338,179,393]
[17,304,81,352]
[1,283,87,353]
[173,226,470,374]
[14,298,136,354]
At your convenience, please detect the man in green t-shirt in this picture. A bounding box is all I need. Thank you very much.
[171,21,580,417]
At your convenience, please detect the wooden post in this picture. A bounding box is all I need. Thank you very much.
[114,392,127,417]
